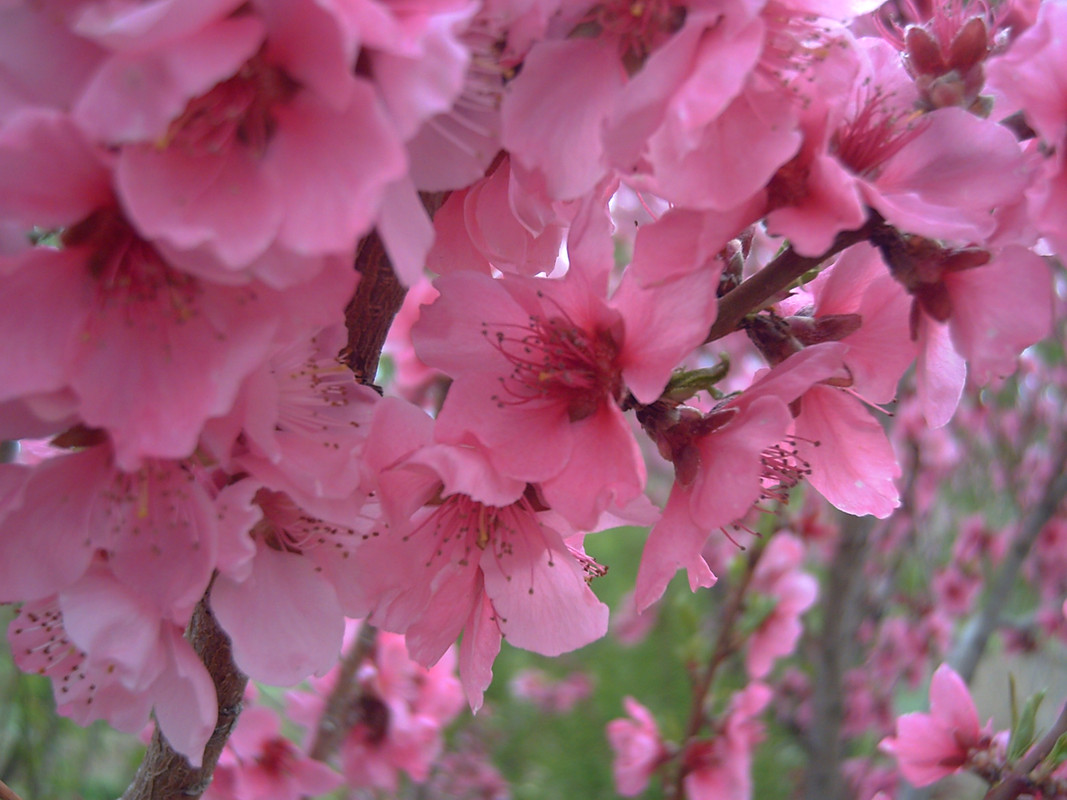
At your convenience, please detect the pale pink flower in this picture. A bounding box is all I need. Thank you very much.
[745,534,818,679]
[204,706,341,800]
[9,594,217,766]
[0,112,357,466]
[0,444,216,620]
[426,156,564,277]
[880,664,993,786]
[607,696,668,797]
[510,668,593,712]
[203,323,380,513]
[683,683,771,800]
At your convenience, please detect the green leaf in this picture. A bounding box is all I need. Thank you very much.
[1044,732,1067,769]
[1008,687,1046,762]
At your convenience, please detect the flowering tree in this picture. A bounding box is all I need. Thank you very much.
[0,0,1066,799]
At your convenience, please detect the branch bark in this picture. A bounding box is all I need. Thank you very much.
[704,214,885,344]
[307,622,378,762]
[983,701,1067,800]
[121,595,248,800]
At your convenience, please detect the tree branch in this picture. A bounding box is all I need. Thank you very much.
[308,621,378,762]
[0,778,25,800]
[704,215,885,344]
[121,595,248,800]
[669,541,767,800]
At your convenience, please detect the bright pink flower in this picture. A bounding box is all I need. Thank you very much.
[881,664,992,787]
[414,263,718,529]
[607,696,668,797]
[768,37,1030,251]
[635,343,847,610]
[66,0,407,282]
[745,534,818,679]
[350,398,609,709]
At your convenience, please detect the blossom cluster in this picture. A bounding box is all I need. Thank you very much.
[0,0,1064,796]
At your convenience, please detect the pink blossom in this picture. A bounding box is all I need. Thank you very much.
[9,594,216,766]
[607,696,667,796]
[203,323,380,513]
[635,343,847,610]
[415,261,717,529]
[350,398,609,709]
[510,668,594,712]
[768,37,1030,250]
[884,238,1052,426]
[426,156,564,277]
[287,626,464,792]
[880,663,992,787]
[987,1,1067,254]
[66,0,407,282]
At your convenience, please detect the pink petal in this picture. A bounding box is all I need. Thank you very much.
[211,546,344,685]
[479,513,609,656]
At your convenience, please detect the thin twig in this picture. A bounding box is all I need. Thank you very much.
[949,439,1067,683]
[669,540,767,800]
[0,778,25,800]
[983,701,1067,800]
[704,215,885,343]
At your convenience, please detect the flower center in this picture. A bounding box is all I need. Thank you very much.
[163,54,297,158]
[253,489,358,556]
[61,207,202,321]
[833,90,924,178]
[483,310,623,422]
[578,0,687,68]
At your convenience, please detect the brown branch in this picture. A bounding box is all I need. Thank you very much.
[342,191,448,384]
[0,779,25,800]
[121,595,248,800]
[704,214,885,344]
[308,621,378,762]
